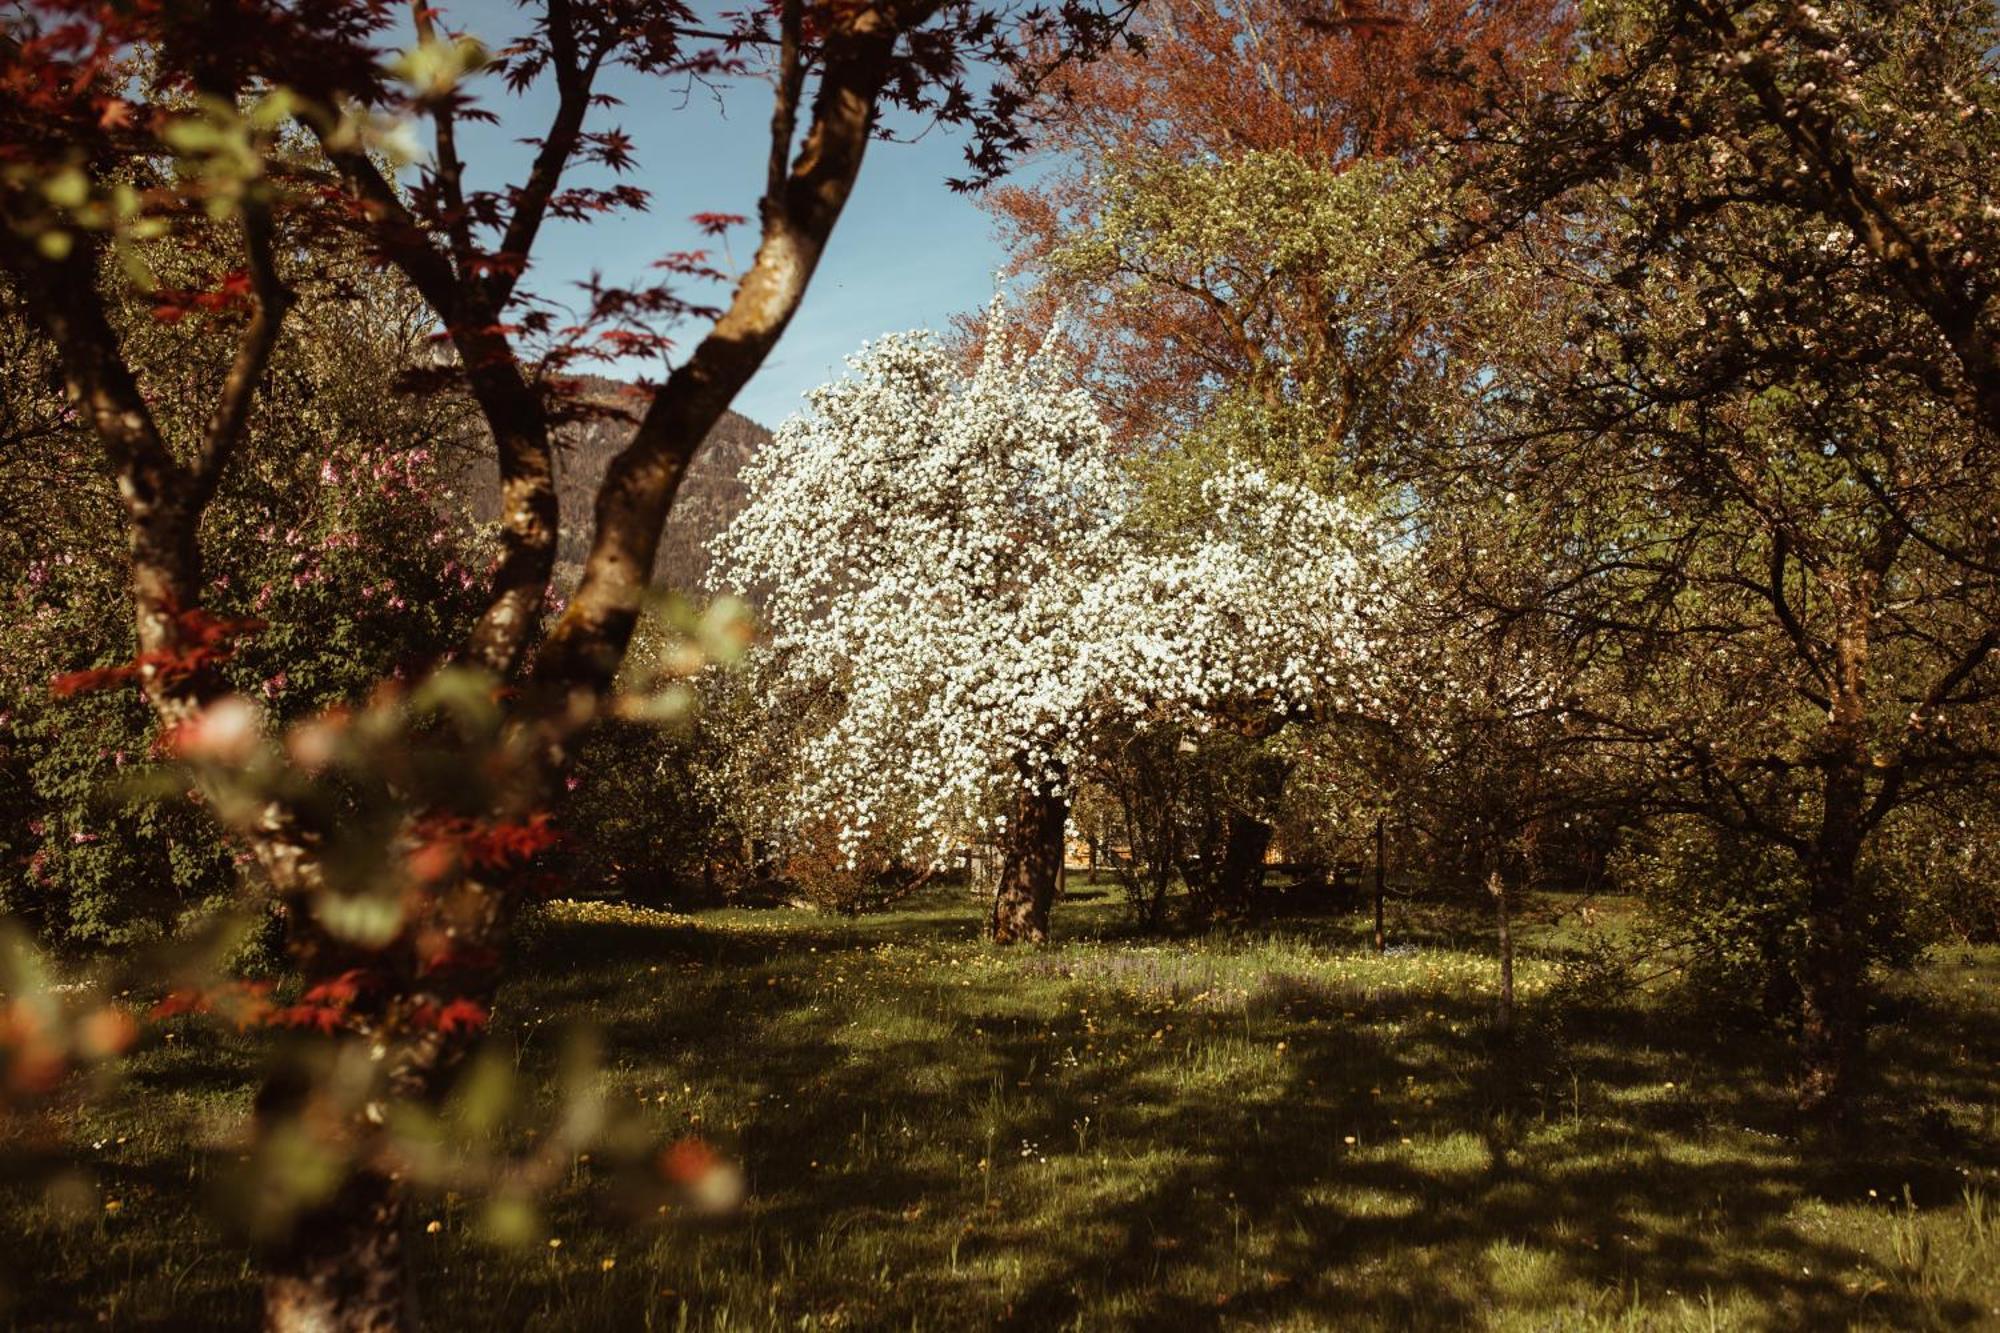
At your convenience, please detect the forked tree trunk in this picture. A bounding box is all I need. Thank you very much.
[991,777,1068,944]
[263,1168,411,1333]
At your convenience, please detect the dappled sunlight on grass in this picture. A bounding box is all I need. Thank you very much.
[4,887,1998,1329]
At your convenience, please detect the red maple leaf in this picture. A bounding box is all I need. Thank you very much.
[690,211,746,236]
[271,1003,347,1035]
[413,998,489,1035]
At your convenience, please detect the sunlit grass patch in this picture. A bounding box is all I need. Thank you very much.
[5,889,1998,1329]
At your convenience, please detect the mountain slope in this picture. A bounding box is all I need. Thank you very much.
[458,379,772,593]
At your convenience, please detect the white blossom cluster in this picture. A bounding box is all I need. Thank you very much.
[707,311,1389,863]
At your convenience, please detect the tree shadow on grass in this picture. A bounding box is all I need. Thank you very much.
[493,904,2000,1329]
[982,979,2000,1330]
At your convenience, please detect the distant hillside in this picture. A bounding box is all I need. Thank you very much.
[457,378,772,593]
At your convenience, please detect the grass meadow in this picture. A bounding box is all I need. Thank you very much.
[5,881,1998,1330]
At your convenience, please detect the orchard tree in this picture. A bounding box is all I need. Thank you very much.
[710,311,1389,942]
[1440,0,2000,1111]
[1475,0,2000,455]
[966,0,1578,926]
[985,0,1570,447]
[0,0,1141,1325]
[1030,150,1464,485]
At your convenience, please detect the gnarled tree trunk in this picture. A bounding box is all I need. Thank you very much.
[992,772,1068,944]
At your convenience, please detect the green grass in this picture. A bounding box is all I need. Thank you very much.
[6,883,1999,1330]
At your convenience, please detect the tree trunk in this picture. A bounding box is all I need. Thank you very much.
[1203,746,1289,920]
[1489,867,1514,1035]
[1796,593,1878,1118]
[1797,850,1865,1117]
[263,1169,412,1333]
[1212,811,1273,915]
[1373,815,1387,954]
[991,777,1067,944]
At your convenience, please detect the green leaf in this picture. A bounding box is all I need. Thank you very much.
[43,167,90,210]
[160,118,226,154]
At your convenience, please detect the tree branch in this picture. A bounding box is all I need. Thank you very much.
[192,190,295,507]
[1678,0,2000,436]
[310,123,560,679]
[484,0,605,311]
[537,0,942,701]
[411,0,478,275]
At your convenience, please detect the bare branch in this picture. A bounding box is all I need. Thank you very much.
[412,0,478,274]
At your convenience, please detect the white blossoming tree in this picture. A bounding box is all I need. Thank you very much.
[709,311,1386,941]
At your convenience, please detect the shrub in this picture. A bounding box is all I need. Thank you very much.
[0,270,489,949]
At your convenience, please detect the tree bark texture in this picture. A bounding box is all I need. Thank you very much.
[261,1170,412,1333]
[992,778,1068,944]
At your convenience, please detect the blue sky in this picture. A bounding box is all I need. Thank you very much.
[427,2,1026,429]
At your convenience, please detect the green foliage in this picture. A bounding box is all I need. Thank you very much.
[1623,822,1810,1025]
[1614,819,1927,1028]
[1878,798,2000,947]
[551,596,763,907]
[0,259,490,948]
[1056,148,1460,497]
[553,721,723,905]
